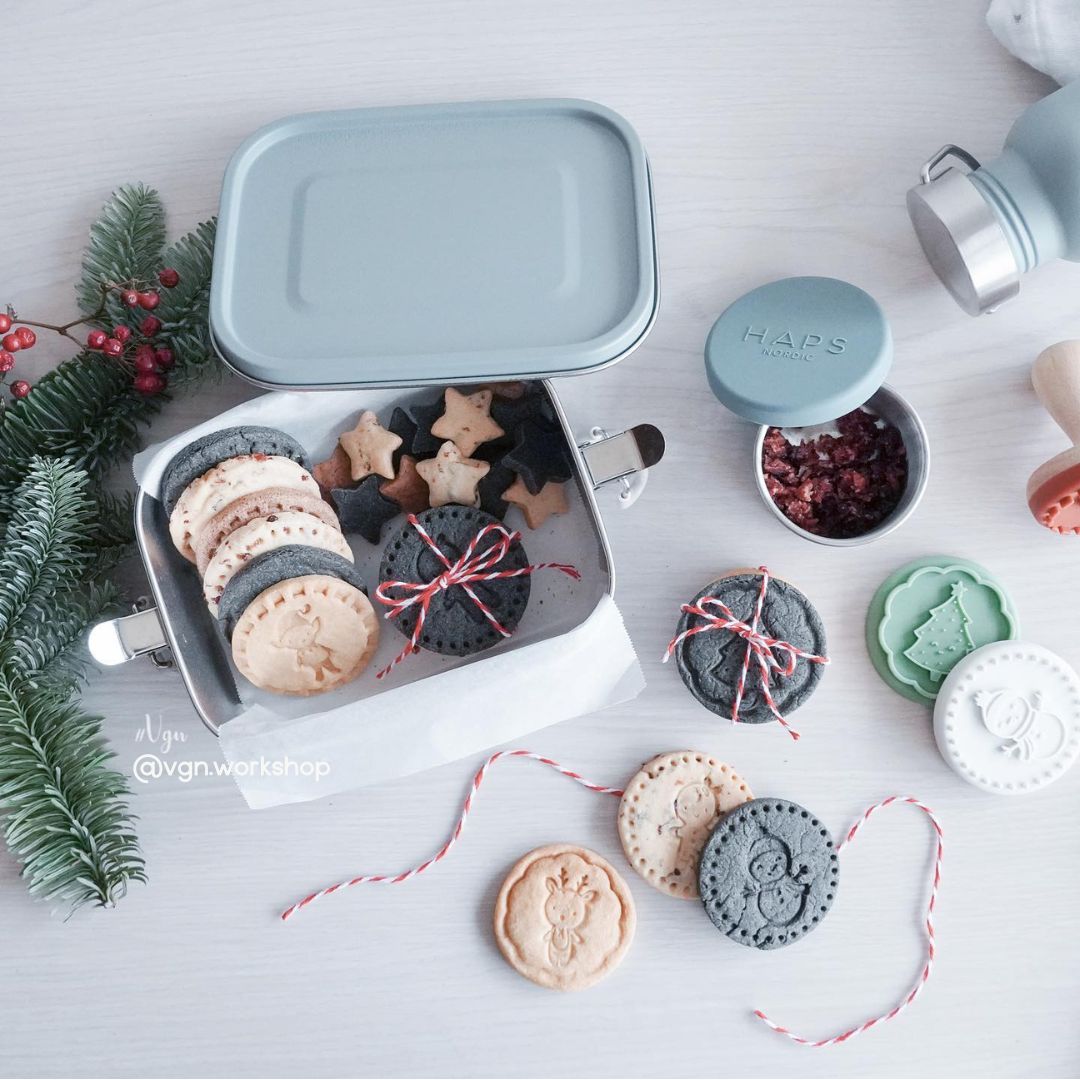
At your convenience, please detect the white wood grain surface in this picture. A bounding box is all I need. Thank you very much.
[3,1,1078,1076]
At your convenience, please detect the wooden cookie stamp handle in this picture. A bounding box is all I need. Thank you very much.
[1033,340,1080,446]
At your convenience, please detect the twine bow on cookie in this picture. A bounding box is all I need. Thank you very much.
[663,566,829,740]
[373,513,580,678]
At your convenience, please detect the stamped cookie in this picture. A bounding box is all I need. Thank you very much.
[699,798,838,950]
[617,751,753,899]
[933,640,1080,793]
[195,488,340,576]
[160,426,310,517]
[379,506,530,656]
[493,844,635,991]
[168,455,319,563]
[867,556,1019,704]
[231,574,380,696]
[202,511,353,612]
[218,545,367,639]
[674,571,827,723]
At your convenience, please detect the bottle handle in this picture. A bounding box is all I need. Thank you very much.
[920,144,982,185]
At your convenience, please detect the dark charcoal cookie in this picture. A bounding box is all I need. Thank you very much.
[698,798,838,950]
[674,572,826,724]
[218,545,367,640]
[501,419,574,495]
[490,383,555,436]
[476,460,515,519]
[397,400,445,457]
[379,505,530,657]
[331,475,401,545]
[161,426,310,516]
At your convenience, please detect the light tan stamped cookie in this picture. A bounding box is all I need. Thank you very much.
[202,511,353,612]
[493,844,635,992]
[617,750,752,899]
[194,488,340,576]
[231,574,379,696]
[169,455,319,563]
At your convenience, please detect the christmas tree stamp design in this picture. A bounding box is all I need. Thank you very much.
[866,556,1019,704]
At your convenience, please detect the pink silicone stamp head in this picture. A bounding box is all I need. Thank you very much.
[1028,341,1080,533]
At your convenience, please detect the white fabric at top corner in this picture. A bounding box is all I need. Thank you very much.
[988,0,1080,85]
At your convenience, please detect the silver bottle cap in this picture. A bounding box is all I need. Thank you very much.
[906,145,1021,316]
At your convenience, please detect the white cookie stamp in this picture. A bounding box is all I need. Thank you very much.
[933,640,1080,793]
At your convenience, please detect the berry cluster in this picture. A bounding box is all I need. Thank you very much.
[1,266,181,402]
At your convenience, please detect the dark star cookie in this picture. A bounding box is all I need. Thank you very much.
[698,798,838,950]
[476,460,515,519]
[331,476,402,545]
[161,425,310,516]
[390,400,445,458]
[379,505,530,657]
[490,383,555,435]
[674,571,826,724]
[502,419,574,495]
[218,544,367,640]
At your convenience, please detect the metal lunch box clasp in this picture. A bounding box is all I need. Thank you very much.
[87,597,173,669]
[578,423,664,507]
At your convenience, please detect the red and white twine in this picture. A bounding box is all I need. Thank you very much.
[281,753,942,1050]
[279,750,622,921]
[753,795,944,1048]
[663,566,830,740]
[373,514,580,679]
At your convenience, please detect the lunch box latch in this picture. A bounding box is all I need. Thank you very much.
[579,424,664,508]
[87,598,173,669]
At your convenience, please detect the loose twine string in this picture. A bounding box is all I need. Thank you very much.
[280,751,942,1050]
[663,566,831,741]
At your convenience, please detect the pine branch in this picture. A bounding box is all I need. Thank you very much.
[77,184,166,319]
[157,218,219,389]
[0,672,144,908]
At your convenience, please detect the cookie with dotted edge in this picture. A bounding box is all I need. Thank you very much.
[231,574,379,696]
[698,798,838,950]
[617,751,753,899]
[933,640,1080,793]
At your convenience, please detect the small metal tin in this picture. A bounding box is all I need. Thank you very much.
[752,384,930,547]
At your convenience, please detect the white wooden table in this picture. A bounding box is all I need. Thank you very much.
[3,1,1078,1076]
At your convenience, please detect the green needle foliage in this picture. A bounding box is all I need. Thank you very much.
[0,184,217,910]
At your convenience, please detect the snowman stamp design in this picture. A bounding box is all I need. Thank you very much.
[934,640,1080,793]
[698,798,839,950]
[494,844,635,991]
[618,751,753,899]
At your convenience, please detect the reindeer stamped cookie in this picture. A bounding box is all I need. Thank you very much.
[493,844,635,991]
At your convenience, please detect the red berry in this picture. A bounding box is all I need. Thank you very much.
[86,329,107,350]
[0,351,14,373]
[133,345,157,373]
[14,327,35,348]
[153,346,175,370]
[157,267,180,289]
[102,337,123,358]
[139,315,161,337]
[113,325,132,344]
[0,314,10,333]
[10,379,31,398]
[2,333,21,352]
[138,291,161,310]
[133,372,166,395]
[121,289,140,307]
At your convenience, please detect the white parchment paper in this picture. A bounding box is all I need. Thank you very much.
[132,388,644,808]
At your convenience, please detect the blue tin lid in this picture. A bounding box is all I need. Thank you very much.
[210,99,658,389]
[704,276,892,427]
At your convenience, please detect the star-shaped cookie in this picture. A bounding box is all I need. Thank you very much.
[503,476,569,529]
[416,441,490,508]
[339,410,402,481]
[379,454,430,515]
[430,388,505,456]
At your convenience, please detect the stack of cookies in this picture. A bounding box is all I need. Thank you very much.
[313,381,577,544]
[162,426,380,696]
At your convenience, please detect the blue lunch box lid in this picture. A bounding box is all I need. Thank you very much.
[210,99,658,389]
[704,276,893,427]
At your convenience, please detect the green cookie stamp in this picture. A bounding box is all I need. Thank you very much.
[866,556,1019,704]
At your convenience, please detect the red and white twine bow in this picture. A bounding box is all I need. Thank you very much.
[373,514,580,679]
[663,566,830,740]
[280,751,943,1051]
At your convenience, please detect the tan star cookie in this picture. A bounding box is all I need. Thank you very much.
[494,844,636,992]
[231,574,380,696]
[503,476,569,529]
[617,751,753,899]
[430,388,505,456]
[339,410,402,482]
[416,441,490,507]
